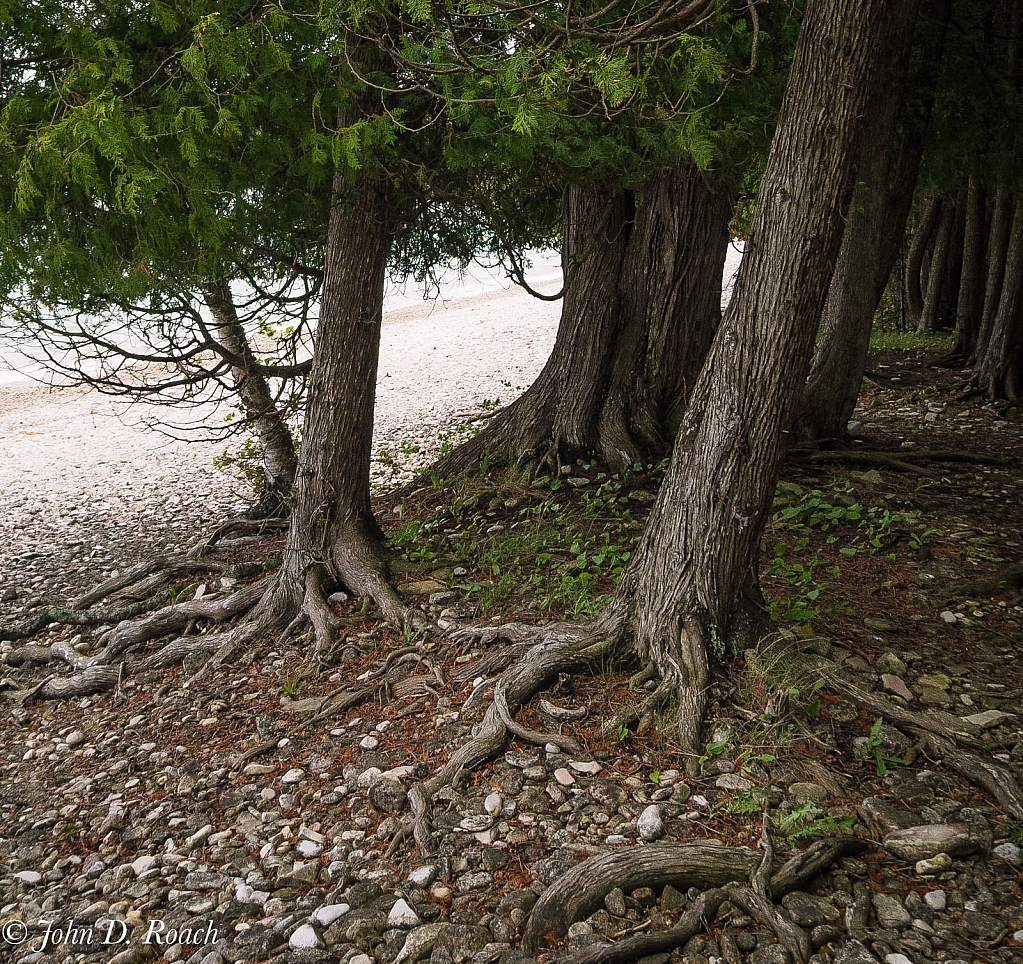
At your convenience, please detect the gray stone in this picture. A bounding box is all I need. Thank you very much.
[923,890,946,911]
[880,675,913,702]
[281,767,305,784]
[788,782,830,804]
[781,891,838,927]
[715,773,754,792]
[993,841,1022,866]
[882,823,983,861]
[962,709,1009,728]
[369,778,409,815]
[553,768,575,787]
[750,946,791,964]
[604,887,627,917]
[915,853,953,875]
[637,805,664,841]
[833,939,882,964]
[871,893,910,929]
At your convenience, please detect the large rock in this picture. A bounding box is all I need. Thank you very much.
[881,823,984,861]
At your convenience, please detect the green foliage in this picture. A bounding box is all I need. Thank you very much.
[281,674,306,699]
[862,718,909,777]
[775,803,856,839]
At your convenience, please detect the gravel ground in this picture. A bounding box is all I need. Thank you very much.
[0,281,560,616]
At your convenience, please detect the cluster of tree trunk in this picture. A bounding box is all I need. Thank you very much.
[19,0,961,770]
[423,165,733,478]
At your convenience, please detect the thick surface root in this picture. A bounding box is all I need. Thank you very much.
[0,592,172,643]
[399,619,625,856]
[526,832,866,956]
[814,657,1023,820]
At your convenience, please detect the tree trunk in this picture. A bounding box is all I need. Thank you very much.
[973,186,1013,364]
[422,172,730,479]
[203,278,298,517]
[604,0,919,770]
[797,4,924,442]
[254,173,413,648]
[973,193,1023,400]
[917,199,956,331]
[905,197,939,329]
[951,178,986,359]
[599,165,732,470]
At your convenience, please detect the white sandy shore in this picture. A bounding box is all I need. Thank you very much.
[0,280,561,611]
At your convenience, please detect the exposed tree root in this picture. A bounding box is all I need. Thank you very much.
[564,889,728,964]
[35,666,122,701]
[922,733,1023,822]
[525,832,865,956]
[0,592,172,643]
[395,620,624,857]
[814,658,1023,820]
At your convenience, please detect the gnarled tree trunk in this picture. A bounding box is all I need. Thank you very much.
[797,2,925,442]
[604,0,919,769]
[905,197,939,329]
[203,278,298,517]
[973,193,1023,400]
[253,173,416,652]
[917,199,956,331]
[973,186,1013,364]
[421,170,731,479]
[951,178,987,360]
[599,165,732,469]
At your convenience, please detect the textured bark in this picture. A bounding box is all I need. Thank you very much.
[598,166,731,469]
[798,4,924,441]
[203,278,298,516]
[905,197,939,329]
[253,173,415,644]
[951,178,987,358]
[420,172,730,479]
[917,200,956,331]
[974,187,1013,363]
[973,193,1023,400]
[607,0,917,768]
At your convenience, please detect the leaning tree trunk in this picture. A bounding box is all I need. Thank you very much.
[973,186,1013,364]
[918,199,956,331]
[950,178,986,359]
[797,2,925,443]
[905,197,939,329]
[203,277,298,517]
[420,170,730,480]
[602,0,919,771]
[973,193,1023,401]
[253,173,416,652]
[598,165,732,470]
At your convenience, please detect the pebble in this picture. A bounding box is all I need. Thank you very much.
[637,804,664,841]
[289,923,321,949]
[923,890,946,911]
[387,897,421,927]
[281,767,305,784]
[993,841,1022,865]
[553,767,575,786]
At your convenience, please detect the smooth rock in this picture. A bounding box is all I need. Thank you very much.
[388,898,421,928]
[716,773,753,792]
[289,924,321,949]
[872,893,910,929]
[882,823,982,861]
[915,853,953,875]
[637,805,664,841]
[553,768,575,787]
[962,709,1009,728]
[314,903,350,926]
[993,841,1022,866]
[923,890,946,911]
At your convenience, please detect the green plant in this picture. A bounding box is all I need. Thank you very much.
[776,803,856,839]
[281,674,306,699]
[616,724,630,743]
[862,717,909,776]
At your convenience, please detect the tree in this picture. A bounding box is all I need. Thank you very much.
[0,0,339,514]
[797,0,947,441]
[441,0,923,780]
[389,0,790,478]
